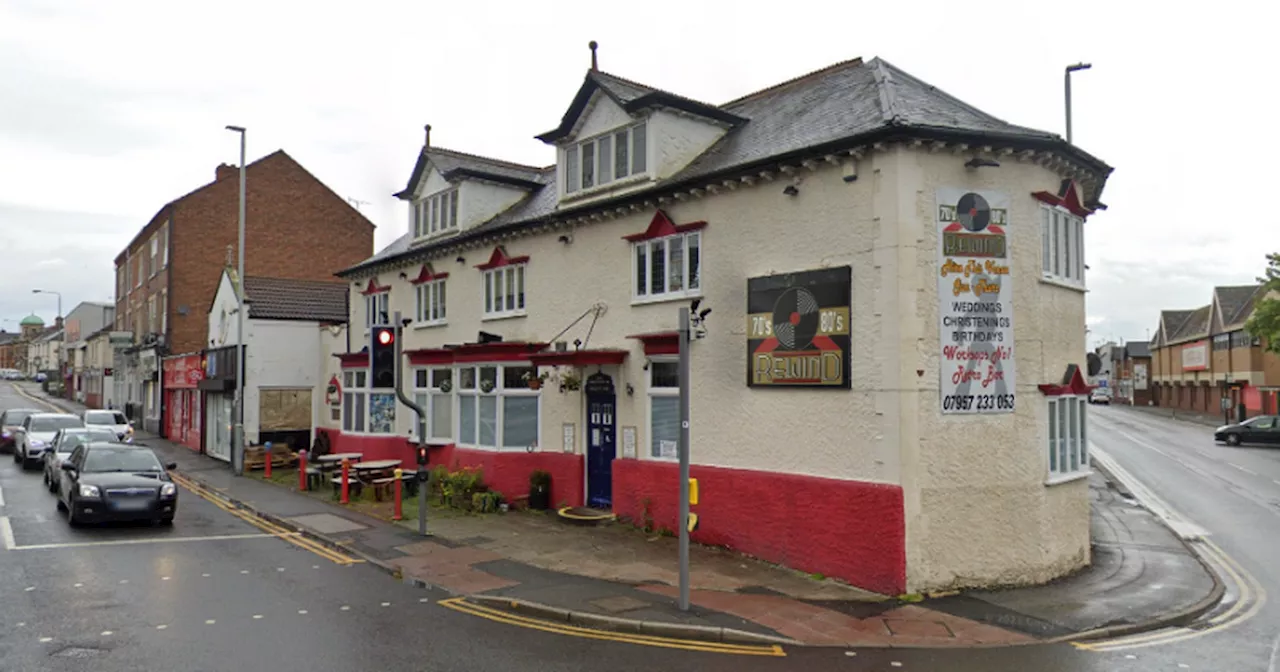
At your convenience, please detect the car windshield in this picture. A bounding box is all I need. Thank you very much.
[4,410,34,426]
[60,430,119,449]
[30,416,84,432]
[85,411,127,425]
[82,447,163,473]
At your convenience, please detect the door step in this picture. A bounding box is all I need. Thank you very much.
[556,506,616,526]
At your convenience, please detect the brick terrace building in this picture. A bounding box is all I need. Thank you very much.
[1114,340,1152,406]
[1151,285,1280,419]
[113,150,375,434]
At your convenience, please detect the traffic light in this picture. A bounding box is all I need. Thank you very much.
[416,445,428,466]
[370,326,396,389]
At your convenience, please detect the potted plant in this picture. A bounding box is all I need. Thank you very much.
[559,370,582,393]
[523,370,551,390]
[528,470,552,510]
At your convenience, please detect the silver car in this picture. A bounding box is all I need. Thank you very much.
[15,413,84,470]
[43,427,119,493]
[82,409,134,443]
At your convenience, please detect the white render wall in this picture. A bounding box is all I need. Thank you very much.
[337,142,1092,592]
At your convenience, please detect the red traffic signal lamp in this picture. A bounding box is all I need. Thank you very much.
[416,446,428,465]
[377,329,394,346]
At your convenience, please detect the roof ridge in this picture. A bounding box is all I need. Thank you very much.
[590,69,658,94]
[870,58,900,124]
[720,57,864,108]
[245,275,348,286]
[428,146,544,173]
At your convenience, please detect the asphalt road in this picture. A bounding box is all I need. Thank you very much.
[0,383,1233,671]
[1090,404,1280,672]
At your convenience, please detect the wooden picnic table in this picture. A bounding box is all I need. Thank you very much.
[315,452,364,465]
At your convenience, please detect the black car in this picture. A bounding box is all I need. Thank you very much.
[57,443,179,526]
[0,408,41,454]
[1214,415,1280,446]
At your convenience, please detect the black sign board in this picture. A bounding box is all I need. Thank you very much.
[746,266,852,388]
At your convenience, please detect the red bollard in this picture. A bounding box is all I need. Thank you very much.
[340,458,350,504]
[298,450,308,492]
[263,441,273,480]
[392,468,403,521]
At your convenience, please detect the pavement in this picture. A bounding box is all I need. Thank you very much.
[9,383,1227,653]
[1114,400,1231,428]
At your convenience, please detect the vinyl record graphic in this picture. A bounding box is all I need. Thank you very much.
[956,192,990,232]
[771,287,820,350]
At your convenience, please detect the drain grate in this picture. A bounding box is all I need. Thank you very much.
[51,646,106,659]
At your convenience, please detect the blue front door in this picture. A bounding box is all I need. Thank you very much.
[585,373,617,508]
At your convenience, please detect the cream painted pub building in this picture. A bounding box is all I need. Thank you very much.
[321,55,1113,594]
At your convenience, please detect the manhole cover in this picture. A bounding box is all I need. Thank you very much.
[52,646,106,659]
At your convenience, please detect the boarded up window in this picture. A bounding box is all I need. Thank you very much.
[258,388,312,431]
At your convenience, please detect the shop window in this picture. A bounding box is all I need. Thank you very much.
[648,359,680,460]
[482,265,526,319]
[455,364,539,450]
[1040,206,1085,288]
[634,231,700,303]
[1047,396,1088,481]
[413,367,454,440]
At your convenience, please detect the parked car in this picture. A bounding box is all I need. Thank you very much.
[57,443,179,526]
[1214,415,1280,447]
[34,373,47,383]
[0,408,40,454]
[15,412,84,470]
[83,409,134,443]
[1089,388,1111,404]
[43,427,120,493]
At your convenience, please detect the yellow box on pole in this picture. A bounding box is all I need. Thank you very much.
[688,478,699,506]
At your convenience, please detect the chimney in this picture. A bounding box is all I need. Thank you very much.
[55,316,63,329]
[589,40,599,71]
[423,124,431,148]
[216,163,238,181]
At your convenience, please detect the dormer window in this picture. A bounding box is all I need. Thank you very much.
[565,121,648,194]
[412,188,459,238]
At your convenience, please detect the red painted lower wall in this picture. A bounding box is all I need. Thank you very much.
[316,429,584,506]
[612,460,907,595]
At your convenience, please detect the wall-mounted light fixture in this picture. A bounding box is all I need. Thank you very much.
[782,184,799,196]
[398,272,408,279]
[558,234,573,245]
[455,256,466,264]
[625,382,634,396]
[353,281,360,287]
[964,157,1000,169]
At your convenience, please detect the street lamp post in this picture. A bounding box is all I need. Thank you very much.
[1064,63,1092,144]
[226,125,247,476]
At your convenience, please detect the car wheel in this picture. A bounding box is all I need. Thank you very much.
[12,449,19,463]
[56,497,66,512]
[65,502,79,527]
[1226,433,1241,447]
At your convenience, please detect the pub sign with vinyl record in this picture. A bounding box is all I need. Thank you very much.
[746,266,852,388]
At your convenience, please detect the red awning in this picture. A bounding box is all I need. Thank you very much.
[1038,364,1092,396]
[528,349,629,367]
[627,331,678,356]
[335,352,368,368]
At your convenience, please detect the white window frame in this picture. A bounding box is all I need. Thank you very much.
[632,230,702,304]
[414,188,459,238]
[564,121,648,195]
[341,369,368,434]
[413,367,454,441]
[414,279,447,327]
[159,291,167,335]
[482,265,527,320]
[1046,395,1089,484]
[454,363,541,451]
[160,222,169,268]
[1040,205,1085,289]
[647,357,680,462]
[365,291,389,328]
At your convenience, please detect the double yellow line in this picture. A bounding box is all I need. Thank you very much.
[1074,538,1265,652]
[169,472,361,566]
[437,598,786,656]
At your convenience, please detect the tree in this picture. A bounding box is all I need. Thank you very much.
[1244,252,1280,355]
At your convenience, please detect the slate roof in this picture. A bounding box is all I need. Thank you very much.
[1215,284,1263,329]
[242,277,349,323]
[1168,305,1212,344]
[1157,309,1195,346]
[394,148,548,199]
[350,56,1113,277]
[0,331,19,345]
[1125,341,1151,358]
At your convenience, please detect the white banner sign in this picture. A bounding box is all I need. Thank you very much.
[936,188,1017,414]
[1134,364,1148,391]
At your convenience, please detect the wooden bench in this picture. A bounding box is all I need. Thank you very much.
[370,477,396,502]
[245,443,298,471]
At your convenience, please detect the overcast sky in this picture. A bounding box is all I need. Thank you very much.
[0,0,1272,347]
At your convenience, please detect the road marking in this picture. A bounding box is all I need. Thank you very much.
[156,624,167,630]
[253,614,264,619]
[39,637,52,643]
[100,631,112,636]
[0,485,6,507]
[381,602,391,607]
[437,597,786,656]
[9,532,289,551]
[340,605,350,611]
[1091,446,1208,540]
[205,619,216,625]
[1,516,15,550]
[298,609,308,615]
[1269,628,1280,672]
[1228,462,1257,476]
[24,586,34,592]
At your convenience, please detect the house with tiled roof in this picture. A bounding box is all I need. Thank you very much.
[166,266,351,459]
[1150,284,1280,418]
[322,50,1114,594]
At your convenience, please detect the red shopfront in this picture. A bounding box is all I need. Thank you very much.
[162,353,204,452]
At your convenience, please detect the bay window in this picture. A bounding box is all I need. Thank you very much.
[565,121,648,195]
[413,368,454,440]
[415,279,447,326]
[365,291,389,328]
[1047,396,1088,481]
[648,360,680,459]
[456,364,540,450]
[634,231,701,302]
[1040,206,1085,288]
[483,265,526,319]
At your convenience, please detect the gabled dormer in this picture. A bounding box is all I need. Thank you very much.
[537,64,746,204]
[394,126,547,243]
